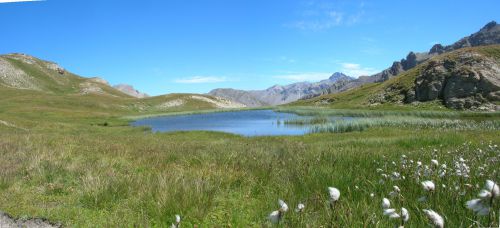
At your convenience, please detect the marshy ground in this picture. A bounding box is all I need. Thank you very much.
[0,106,499,227]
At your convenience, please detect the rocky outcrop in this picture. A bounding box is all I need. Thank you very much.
[311,21,500,98]
[430,44,445,55]
[412,52,500,110]
[446,21,500,51]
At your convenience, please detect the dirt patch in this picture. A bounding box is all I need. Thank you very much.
[0,211,61,228]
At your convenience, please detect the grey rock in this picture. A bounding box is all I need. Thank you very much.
[413,52,500,109]
[401,52,418,70]
[0,211,60,228]
[430,44,445,54]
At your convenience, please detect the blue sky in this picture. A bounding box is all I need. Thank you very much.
[1,0,499,95]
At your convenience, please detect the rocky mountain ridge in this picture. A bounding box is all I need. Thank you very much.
[298,45,500,111]
[208,72,353,107]
[307,21,500,100]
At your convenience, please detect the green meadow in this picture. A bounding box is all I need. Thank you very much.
[1,88,499,227]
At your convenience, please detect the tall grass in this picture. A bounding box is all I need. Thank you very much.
[283,116,330,125]
[277,107,500,119]
[308,117,500,133]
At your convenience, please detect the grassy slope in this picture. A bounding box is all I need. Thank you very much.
[291,45,500,110]
[0,51,499,227]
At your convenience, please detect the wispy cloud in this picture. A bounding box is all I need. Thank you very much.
[274,72,332,82]
[174,76,227,84]
[340,63,378,77]
[0,0,43,3]
[286,0,365,31]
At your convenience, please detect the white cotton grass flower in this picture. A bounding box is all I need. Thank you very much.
[278,199,289,212]
[478,189,492,198]
[422,209,444,228]
[431,159,439,167]
[268,210,281,224]
[383,208,400,219]
[484,180,499,198]
[268,199,288,224]
[382,198,391,209]
[295,203,305,213]
[466,199,490,216]
[171,215,181,228]
[370,193,375,198]
[390,185,401,197]
[421,180,435,192]
[328,187,340,209]
[401,207,409,223]
[465,180,499,216]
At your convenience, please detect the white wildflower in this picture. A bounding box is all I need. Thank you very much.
[431,159,439,167]
[484,180,499,198]
[422,209,444,228]
[171,215,181,228]
[328,187,340,202]
[421,181,435,192]
[383,208,400,219]
[278,199,288,212]
[382,198,391,209]
[268,210,281,224]
[328,187,340,209]
[295,203,305,213]
[401,207,409,223]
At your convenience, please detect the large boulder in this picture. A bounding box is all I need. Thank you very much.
[415,60,450,101]
[413,52,500,110]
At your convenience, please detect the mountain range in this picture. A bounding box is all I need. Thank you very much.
[0,21,498,111]
[211,21,500,106]
[294,44,500,111]
[208,72,353,107]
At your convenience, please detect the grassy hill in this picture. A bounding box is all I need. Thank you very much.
[291,45,500,110]
[0,53,246,130]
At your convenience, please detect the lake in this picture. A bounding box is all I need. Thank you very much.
[131,110,335,136]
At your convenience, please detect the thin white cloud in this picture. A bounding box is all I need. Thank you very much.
[174,76,227,84]
[274,72,332,82]
[0,0,43,3]
[340,63,378,77]
[287,1,365,31]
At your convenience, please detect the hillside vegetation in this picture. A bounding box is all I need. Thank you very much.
[292,45,500,110]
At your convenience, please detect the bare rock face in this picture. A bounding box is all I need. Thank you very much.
[415,61,450,101]
[401,52,418,70]
[414,53,500,110]
[430,44,445,54]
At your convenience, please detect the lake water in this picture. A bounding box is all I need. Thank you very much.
[132,110,316,136]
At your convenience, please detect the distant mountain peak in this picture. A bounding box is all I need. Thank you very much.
[482,21,497,31]
[113,84,149,98]
[329,72,350,81]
